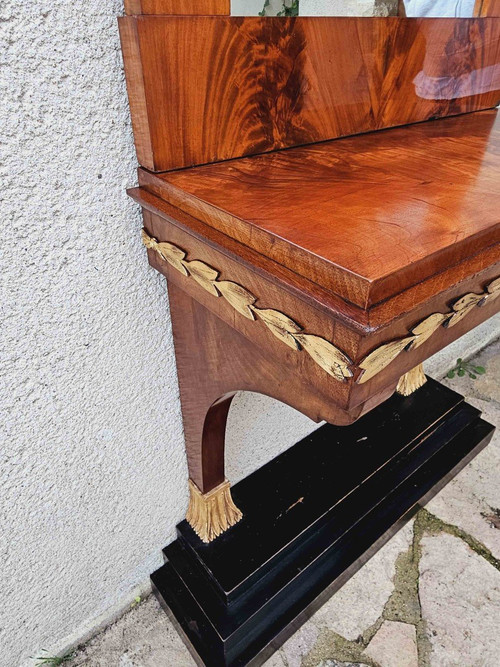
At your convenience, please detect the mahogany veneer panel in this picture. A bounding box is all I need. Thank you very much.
[130,192,500,417]
[124,0,230,15]
[477,0,500,16]
[139,109,500,308]
[119,16,500,171]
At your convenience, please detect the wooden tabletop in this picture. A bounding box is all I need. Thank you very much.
[139,109,500,308]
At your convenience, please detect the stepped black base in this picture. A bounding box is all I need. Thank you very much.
[152,379,494,667]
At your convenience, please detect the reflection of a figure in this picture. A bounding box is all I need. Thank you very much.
[410,18,500,102]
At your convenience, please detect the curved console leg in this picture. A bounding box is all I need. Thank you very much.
[167,280,384,542]
[185,394,242,543]
[168,283,244,542]
[396,363,427,396]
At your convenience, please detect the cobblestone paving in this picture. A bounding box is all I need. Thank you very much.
[67,340,500,667]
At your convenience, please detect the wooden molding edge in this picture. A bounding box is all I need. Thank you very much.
[142,228,500,386]
[118,18,155,169]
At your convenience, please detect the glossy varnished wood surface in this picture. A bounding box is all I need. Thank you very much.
[133,199,500,414]
[124,0,230,15]
[477,0,500,16]
[119,16,500,171]
[139,109,500,308]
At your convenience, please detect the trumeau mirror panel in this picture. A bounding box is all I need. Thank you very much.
[231,0,486,16]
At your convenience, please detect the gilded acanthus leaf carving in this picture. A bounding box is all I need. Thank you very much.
[294,334,353,382]
[396,364,427,396]
[358,337,415,385]
[184,260,220,296]
[217,281,257,320]
[446,292,484,327]
[253,308,302,350]
[408,313,448,350]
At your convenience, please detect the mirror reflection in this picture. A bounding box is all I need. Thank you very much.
[231,0,482,17]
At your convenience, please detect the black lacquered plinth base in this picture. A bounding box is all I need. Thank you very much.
[152,379,494,667]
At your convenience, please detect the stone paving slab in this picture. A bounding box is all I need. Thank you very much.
[69,596,195,667]
[304,523,414,642]
[65,341,500,667]
[427,340,500,562]
[419,533,500,667]
[363,621,418,667]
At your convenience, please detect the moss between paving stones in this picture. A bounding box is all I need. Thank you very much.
[301,628,377,667]
[301,507,500,667]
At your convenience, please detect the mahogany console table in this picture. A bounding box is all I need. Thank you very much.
[119,5,500,665]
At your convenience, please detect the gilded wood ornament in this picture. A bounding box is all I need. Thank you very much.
[252,308,302,350]
[294,334,353,382]
[142,229,353,381]
[186,478,242,543]
[142,229,499,386]
[446,292,484,328]
[358,337,415,385]
[184,260,220,296]
[357,278,500,383]
[408,313,448,350]
[396,364,427,397]
[480,276,500,306]
[217,281,257,320]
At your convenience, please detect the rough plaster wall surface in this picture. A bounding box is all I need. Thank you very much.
[1,1,499,666]
[0,4,316,664]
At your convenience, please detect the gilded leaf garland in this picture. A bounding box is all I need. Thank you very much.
[294,334,353,381]
[142,228,352,380]
[408,313,448,350]
[253,308,302,350]
[480,276,500,306]
[446,292,484,327]
[184,260,220,296]
[156,242,189,276]
[358,337,414,384]
[142,229,499,386]
[217,281,257,320]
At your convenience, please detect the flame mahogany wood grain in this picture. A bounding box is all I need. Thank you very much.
[139,109,500,309]
[124,0,230,15]
[118,16,500,171]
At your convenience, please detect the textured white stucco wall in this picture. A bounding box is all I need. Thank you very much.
[1,1,498,665]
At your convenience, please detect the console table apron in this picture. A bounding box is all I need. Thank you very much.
[118,6,500,665]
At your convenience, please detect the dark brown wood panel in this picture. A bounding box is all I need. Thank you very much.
[139,109,500,308]
[124,0,230,15]
[119,16,500,171]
